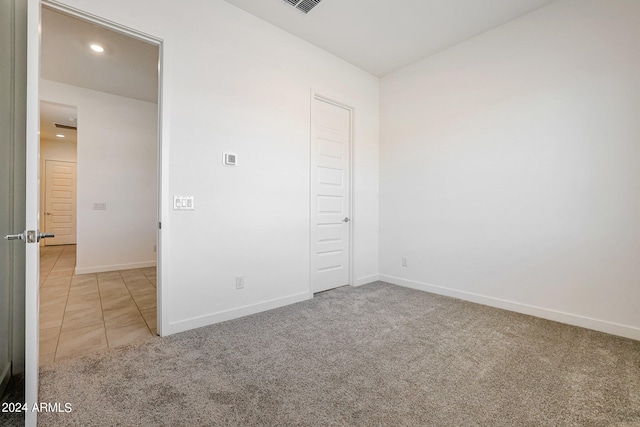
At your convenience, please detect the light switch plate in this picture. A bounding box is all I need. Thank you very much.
[223,152,237,166]
[173,196,194,210]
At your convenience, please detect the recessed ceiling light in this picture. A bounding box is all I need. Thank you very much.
[90,44,104,53]
[56,134,65,138]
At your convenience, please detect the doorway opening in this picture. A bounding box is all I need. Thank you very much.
[39,101,77,247]
[37,4,162,365]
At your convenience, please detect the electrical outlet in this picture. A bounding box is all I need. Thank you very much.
[93,202,106,210]
[236,276,245,289]
[402,256,408,267]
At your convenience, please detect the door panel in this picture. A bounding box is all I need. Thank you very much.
[311,96,352,293]
[25,0,41,425]
[44,160,76,245]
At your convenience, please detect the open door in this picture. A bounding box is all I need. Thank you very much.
[0,0,26,403]
[24,0,42,425]
[2,0,42,425]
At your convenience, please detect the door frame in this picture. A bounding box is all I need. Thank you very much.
[40,0,165,330]
[25,2,166,424]
[309,90,355,293]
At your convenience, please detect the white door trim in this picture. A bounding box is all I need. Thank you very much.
[43,0,162,44]
[310,90,355,293]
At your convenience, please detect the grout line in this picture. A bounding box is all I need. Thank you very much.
[120,270,155,337]
[45,247,73,364]
[42,245,158,361]
[97,271,113,349]
[56,246,76,363]
[39,246,62,287]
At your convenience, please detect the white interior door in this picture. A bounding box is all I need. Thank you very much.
[44,160,77,245]
[25,0,41,425]
[311,95,352,293]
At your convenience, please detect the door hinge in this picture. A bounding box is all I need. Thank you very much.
[158,222,162,230]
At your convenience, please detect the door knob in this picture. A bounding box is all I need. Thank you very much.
[343,217,350,223]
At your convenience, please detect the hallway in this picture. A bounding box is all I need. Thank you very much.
[39,245,157,365]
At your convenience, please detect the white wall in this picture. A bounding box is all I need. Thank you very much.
[41,138,76,162]
[380,0,640,339]
[49,0,380,334]
[40,79,158,274]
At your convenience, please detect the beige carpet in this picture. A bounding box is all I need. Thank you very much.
[38,282,640,426]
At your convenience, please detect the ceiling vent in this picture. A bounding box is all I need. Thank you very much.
[282,0,322,14]
[55,123,77,130]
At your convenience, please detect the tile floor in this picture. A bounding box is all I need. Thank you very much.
[39,245,158,366]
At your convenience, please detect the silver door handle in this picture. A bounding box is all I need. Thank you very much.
[29,231,54,242]
[343,217,350,223]
[4,230,54,242]
[4,233,25,240]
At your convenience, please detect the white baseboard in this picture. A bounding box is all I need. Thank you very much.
[354,274,380,287]
[75,261,157,275]
[380,274,640,342]
[0,361,11,396]
[163,291,312,336]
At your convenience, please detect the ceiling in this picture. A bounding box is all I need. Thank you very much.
[223,0,557,76]
[41,7,159,104]
[40,7,159,143]
[39,0,557,115]
[40,101,77,143]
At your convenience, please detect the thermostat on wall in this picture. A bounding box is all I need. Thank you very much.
[223,152,237,166]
